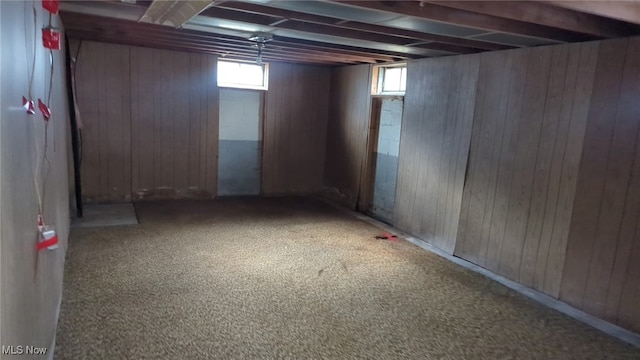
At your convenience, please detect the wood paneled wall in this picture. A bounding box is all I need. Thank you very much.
[560,37,640,332]
[455,43,598,297]
[388,36,640,333]
[262,62,331,195]
[130,47,218,200]
[323,64,372,209]
[75,41,132,202]
[74,41,218,202]
[76,44,331,200]
[447,37,640,332]
[393,55,479,254]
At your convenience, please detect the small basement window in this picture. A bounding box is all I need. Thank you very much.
[373,64,407,95]
[217,60,268,90]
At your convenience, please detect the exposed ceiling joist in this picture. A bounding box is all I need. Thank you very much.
[270,37,412,62]
[61,11,406,65]
[427,1,640,38]
[61,0,640,66]
[203,6,463,55]
[213,1,513,51]
[546,1,640,25]
[68,28,362,65]
[333,0,596,42]
[70,29,345,65]
[70,30,375,63]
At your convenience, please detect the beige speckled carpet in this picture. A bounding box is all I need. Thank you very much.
[55,198,640,359]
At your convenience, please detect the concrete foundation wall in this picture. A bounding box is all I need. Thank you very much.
[372,98,403,221]
[218,89,262,196]
[218,140,261,196]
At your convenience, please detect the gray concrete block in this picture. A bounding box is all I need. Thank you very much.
[218,140,261,196]
[372,152,399,221]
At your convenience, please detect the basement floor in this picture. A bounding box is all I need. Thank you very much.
[55,198,640,359]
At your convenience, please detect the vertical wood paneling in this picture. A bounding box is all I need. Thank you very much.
[608,137,640,322]
[484,50,530,273]
[561,37,640,332]
[450,36,640,332]
[262,62,330,195]
[542,42,599,297]
[323,64,372,209]
[619,223,640,331]
[456,50,515,268]
[76,41,218,201]
[583,40,638,317]
[534,44,580,293]
[130,46,151,195]
[610,42,640,328]
[187,53,202,188]
[394,55,479,254]
[129,47,218,199]
[518,46,567,287]
[75,41,131,202]
[160,50,175,187]
[455,42,599,296]
[560,38,630,309]
[499,47,552,281]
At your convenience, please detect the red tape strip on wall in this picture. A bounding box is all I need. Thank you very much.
[36,234,58,251]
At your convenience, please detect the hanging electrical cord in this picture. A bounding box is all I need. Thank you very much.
[40,48,54,209]
[24,2,47,219]
[32,8,56,223]
[24,2,37,101]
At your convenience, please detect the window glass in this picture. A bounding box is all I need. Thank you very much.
[376,65,407,94]
[217,61,268,90]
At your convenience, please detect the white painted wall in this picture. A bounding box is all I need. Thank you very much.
[376,98,403,156]
[1,1,70,357]
[219,88,261,141]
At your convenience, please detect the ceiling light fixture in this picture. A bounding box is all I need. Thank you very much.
[249,33,273,65]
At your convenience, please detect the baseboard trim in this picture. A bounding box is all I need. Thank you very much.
[322,199,640,348]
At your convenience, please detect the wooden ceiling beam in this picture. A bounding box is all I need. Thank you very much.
[276,19,416,47]
[412,42,476,54]
[427,1,640,37]
[67,27,372,64]
[270,40,396,62]
[276,20,478,54]
[65,8,403,61]
[273,36,418,61]
[334,0,597,42]
[61,12,395,63]
[67,30,353,65]
[65,19,377,62]
[212,2,512,51]
[203,7,421,47]
[66,25,378,63]
[546,1,640,25]
[63,12,258,46]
